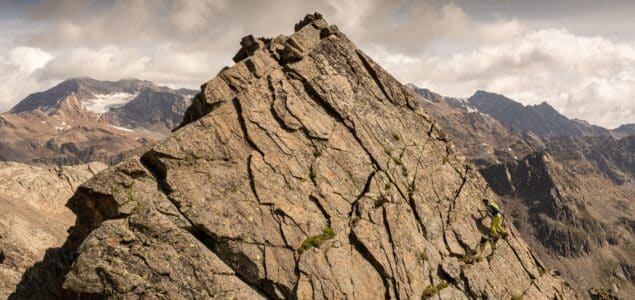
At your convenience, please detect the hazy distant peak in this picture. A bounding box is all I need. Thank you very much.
[532,101,558,113]
[611,123,635,138]
[409,84,610,137]
[9,78,194,114]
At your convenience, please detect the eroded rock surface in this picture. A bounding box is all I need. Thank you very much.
[13,13,575,299]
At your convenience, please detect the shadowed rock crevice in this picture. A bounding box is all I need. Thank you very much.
[139,150,180,197]
[232,98,265,156]
[348,229,393,299]
[188,226,276,299]
[380,206,403,299]
[355,50,392,104]
[141,148,278,298]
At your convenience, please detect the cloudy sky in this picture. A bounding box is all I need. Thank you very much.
[1,0,635,128]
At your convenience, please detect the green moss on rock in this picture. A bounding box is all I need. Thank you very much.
[298,227,336,254]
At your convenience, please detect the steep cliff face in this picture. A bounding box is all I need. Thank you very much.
[103,87,193,134]
[544,135,635,185]
[481,152,608,257]
[0,162,107,299]
[481,152,634,297]
[409,85,634,298]
[611,123,635,139]
[12,14,574,299]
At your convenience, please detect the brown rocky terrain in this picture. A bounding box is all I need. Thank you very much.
[9,13,575,299]
[0,161,107,299]
[0,78,195,166]
[410,84,635,298]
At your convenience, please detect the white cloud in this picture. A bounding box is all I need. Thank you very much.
[6,46,52,76]
[170,0,228,34]
[384,29,635,128]
[1,1,633,128]
[39,46,148,80]
[36,44,218,88]
[0,46,53,110]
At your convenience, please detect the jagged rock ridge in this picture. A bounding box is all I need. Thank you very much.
[468,90,610,137]
[12,13,574,299]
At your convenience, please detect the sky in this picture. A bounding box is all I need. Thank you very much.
[1,0,635,128]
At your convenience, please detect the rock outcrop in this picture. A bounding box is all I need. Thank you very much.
[0,161,107,299]
[12,13,575,299]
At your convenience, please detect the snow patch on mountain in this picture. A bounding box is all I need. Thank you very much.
[466,105,479,114]
[84,92,137,113]
[108,125,134,133]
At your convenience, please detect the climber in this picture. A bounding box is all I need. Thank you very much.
[477,198,509,256]
[482,198,507,239]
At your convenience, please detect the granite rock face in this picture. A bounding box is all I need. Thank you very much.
[13,13,575,299]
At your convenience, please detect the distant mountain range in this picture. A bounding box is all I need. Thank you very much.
[407,84,633,139]
[0,78,196,165]
[408,84,635,298]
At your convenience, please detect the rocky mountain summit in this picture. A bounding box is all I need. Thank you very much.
[10,13,574,299]
[0,78,195,166]
[0,161,107,299]
[410,84,634,298]
[408,86,540,168]
[468,90,610,137]
[410,86,613,137]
